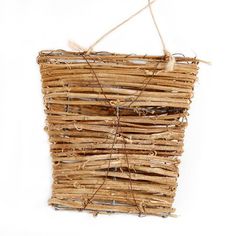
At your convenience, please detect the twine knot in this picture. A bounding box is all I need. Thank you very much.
[164,50,175,72]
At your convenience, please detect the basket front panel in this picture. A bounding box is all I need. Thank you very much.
[38,50,198,216]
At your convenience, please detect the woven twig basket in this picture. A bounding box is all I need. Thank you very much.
[38,49,199,216]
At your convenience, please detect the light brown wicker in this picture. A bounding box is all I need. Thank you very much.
[37,49,199,216]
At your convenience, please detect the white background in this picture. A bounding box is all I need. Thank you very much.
[0,0,235,235]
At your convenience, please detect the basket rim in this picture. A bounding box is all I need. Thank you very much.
[37,49,200,63]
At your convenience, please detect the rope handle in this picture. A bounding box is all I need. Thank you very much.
[86,0,157,53]
[69,0,176,71]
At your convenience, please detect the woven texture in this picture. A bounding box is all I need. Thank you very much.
[38,50,199,216]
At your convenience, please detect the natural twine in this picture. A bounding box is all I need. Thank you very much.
[69,0,175,72]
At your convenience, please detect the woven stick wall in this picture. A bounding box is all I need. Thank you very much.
[38,50,199,216]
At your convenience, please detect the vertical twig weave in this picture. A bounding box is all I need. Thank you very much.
[38,50,199,216]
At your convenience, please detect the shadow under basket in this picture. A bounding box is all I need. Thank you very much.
[37,50,199,217]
